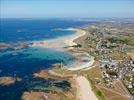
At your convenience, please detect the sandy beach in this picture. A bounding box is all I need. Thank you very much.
[67,54,95,71]
[31,28,86,50]
[31,28,95,70]
[74,76,98,100]
[30,28,98,100]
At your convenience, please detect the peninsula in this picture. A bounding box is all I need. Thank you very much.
[22,19,134,100]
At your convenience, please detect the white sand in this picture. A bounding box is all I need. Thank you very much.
[31,28,86,50]
[75,76,98,100]
[67,55,95,71]
[32,28,98,100]
[31,28,95,70]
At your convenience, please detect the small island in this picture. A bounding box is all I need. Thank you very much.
[0,76,21,86]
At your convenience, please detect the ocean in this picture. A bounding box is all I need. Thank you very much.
[0,18,95,100]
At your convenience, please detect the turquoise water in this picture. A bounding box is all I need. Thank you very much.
[0,19,95,100]
[24,47,73,62]
[0,47,74,76]
[0,19,90,43]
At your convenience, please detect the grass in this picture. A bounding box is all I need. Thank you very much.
[97,80,131,100]
[108,35,134,46]
[80,66,105,100]
[96,90,103,97]
[52,63,106,100]
[110,50,126,60]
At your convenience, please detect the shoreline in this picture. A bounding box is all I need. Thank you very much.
[30,27,98,100]
[74,76,98,100]
[31,28,95,71]
[31,28,86,50]
[67,54,95,71]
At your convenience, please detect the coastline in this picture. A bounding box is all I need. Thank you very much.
[31,28,95,70]
[74,76,98,100]
[67,54,95,71]
[31,28,86,50]
[29,27,98,100]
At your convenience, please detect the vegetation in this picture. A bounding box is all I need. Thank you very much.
[108,35,134,46]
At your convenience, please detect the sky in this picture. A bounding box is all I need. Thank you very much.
[0,0,134,18]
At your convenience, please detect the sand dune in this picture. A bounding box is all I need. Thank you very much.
[74,76,98,100]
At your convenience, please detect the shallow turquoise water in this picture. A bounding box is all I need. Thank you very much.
[0,19,95,100]
[23,47,73,62]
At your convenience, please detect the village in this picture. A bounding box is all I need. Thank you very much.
[82,21,134,97]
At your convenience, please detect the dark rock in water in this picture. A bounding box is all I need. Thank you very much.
[54,80,71,91]
[0,42,32,51]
